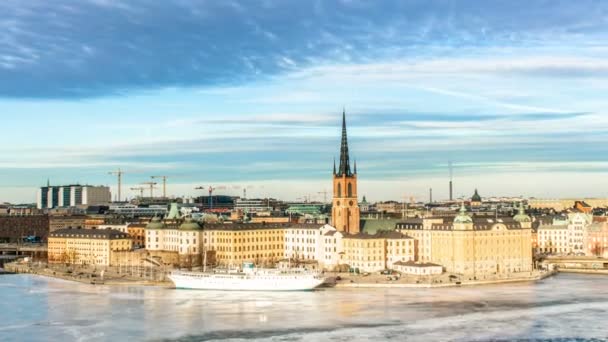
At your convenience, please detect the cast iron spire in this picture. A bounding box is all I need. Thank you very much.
[333,157,336,174]
[337,108,352,177]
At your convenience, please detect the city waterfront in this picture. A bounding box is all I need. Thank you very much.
[0,273,607,341]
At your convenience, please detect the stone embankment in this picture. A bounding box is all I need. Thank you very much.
[4,262,173,287]
[332,270,556,288]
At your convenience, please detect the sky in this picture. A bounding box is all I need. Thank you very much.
[1,0,608,203]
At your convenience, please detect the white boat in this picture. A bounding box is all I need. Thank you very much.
[169,262,326,291]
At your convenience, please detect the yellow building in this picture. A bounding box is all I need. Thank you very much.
[331,110,360,234]
[397,204,533,277]
[127,223,147,248]
[145,219,320,267]
[203,224,287,267]
[48,228,132,266]
[342,231,416,272]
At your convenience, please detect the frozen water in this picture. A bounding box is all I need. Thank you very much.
[0,274,607,341]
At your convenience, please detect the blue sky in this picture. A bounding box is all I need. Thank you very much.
[2,0,608,203]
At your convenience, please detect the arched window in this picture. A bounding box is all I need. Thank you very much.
[337,183,342,197]
[348,183,353,197]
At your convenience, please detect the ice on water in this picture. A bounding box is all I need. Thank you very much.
[0,274,607,341]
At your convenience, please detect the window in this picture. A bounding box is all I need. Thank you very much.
[337,183,342,197]
[348,183,352,197]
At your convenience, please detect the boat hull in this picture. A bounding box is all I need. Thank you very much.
[169,272,325,291]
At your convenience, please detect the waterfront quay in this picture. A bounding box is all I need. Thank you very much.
[331,270,555,288]
[0,243,47,267]
[5,261,171,286]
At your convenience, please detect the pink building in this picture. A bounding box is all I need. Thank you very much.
[585,222,608,258]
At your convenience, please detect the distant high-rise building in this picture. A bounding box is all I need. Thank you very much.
[331,110,360,234]
[37,185,111,209]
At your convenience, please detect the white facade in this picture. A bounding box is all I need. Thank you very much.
[538,213,592,254]
[146,228,204,255]
[109,204,168,217]
[284,224,343,270]
[234,199,269,213]
[37,185,111,209]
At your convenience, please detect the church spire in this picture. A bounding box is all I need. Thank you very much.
[333,157,336,174]
[338,108,352,176]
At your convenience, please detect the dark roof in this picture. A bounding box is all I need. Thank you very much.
[335,109,353,177]
[471,189,482,202]
[50,228,129,239]
[203,223,321,231]
[345,230,409,240]
[575,201,592,208]
[431,218,525,231]
[396,219,424,230]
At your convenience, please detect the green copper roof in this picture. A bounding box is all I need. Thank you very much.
[166,202,181,220]
[286,204,323,215]
[513,202,531,223]
[146,216,166,230]
[471,189,482,202]
[179,217,201,230]
[454,203,473,224]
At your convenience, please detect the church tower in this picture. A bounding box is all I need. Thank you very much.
[331,110,360,234]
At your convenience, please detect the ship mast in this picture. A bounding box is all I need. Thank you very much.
[203,231,208,273]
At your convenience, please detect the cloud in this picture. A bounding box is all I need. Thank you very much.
[1,1,608,98]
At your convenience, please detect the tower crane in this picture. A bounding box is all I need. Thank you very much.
[151,176,169,198]
[317,189,329,203]
[130,187,146,198]
[141,182,158,198]
[108,168,125,202]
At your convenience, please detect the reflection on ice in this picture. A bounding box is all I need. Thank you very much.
[0,273,607,341]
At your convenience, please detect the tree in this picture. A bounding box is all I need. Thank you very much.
[591,242,604,257]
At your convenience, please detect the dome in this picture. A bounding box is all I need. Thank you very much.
[513,202,531,223]
[179,217,202,230]
[471,189,482,202]
[454,203,473,224]
[146,216,166,230]
[202,213,219,224]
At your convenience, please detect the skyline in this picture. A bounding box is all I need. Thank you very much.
[2,1,608,203]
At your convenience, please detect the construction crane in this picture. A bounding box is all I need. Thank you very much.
[141,182,158,198]
[130,187,146,198]
[317,189,329,203]
[448,160,454,201]
[108,168,125,202]
[151,176,169,198]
